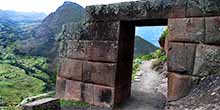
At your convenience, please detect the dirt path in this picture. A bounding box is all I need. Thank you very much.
[116,60,167,110]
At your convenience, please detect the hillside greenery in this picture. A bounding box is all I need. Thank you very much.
[0,19,56,110]
[132,28,168,80]
[132,49,167,79]
[0,46,56,109]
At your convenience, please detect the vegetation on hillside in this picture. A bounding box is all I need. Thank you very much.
[132,49,167,79]
[0,46,56,109]
[132,28,168,80]
[159,27,168,47]
[0,14,56,110]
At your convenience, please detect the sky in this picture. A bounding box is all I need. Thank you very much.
[135,26,166,47]
[0,0,138,14]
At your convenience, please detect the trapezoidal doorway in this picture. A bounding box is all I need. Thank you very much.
[114,20,168,109]
[56,0,220,109]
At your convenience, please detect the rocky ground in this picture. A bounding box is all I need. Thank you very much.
[116,60,168,110]
[165,74,220,110]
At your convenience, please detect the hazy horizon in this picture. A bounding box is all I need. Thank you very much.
[0,0,138,14]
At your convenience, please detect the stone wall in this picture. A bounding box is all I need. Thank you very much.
[56,0,220,108]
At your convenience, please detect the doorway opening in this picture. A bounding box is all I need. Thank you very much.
[116,19,168,110]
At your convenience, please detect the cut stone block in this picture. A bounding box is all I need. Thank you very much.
[61,22,84,40]
[64,79,82,101]
[205,16,220,44]
[55,77,66,99]
[83,61,116,87]
[168,73,194,101]
[65,40,86,59]
[168,18,205,43]
[193,44,220,76]
[93,85,114,108]
[81,83,94,103]
[204,0,220,16]
[59,58,83,81]
[187,0,205,17]
[167,42,196,74]
[86,41,118,62]
[162,0,187,18]
[86,0,187,22]
[22,98,60,110]
[86,21,120,41]
[187,0,220,17]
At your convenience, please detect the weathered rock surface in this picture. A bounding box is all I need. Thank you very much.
[86,0,186,21]
[168,18,205,43]
[167,42,196,74]
[22,98,60,110]
[166,74,220,110]
[168,72,198,101]
[193,44,220,76]
[205,16,220,44]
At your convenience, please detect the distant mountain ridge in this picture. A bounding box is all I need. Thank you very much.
[0,10,44,48]
[134,36,159,57]
[0,10,47,22]
[17,1,86,58]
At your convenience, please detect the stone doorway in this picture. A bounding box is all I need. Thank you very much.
[116,19,168,105]
[112,20,168,110]
[56,0,220,109]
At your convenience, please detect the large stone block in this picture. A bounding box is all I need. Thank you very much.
[205,16,220,44]
[168,18,205,43]
[81,83,94,103]
[86,22,120,41]
[167,42,196,74]
[193,44,220,76]
[83,61,117,87]
[64,79,82,101]
[22,98,60,110]
[86,0,162,21]
[65,40,86,59]
[204,0,220,16]
[93,85,114,108]
[86,41,118,62]
[187,0,205,17]
[61,22,84,40]
[58,58,83,81]
[55,77,66,99]
[187,0,220,17]
[162,0,187,18]
[86,0,187,22]
[168,72,196,101]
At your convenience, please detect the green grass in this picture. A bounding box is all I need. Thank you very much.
[0,50,56,109]
[60,100,90,108]
[0,64,45,106]
[132,49,167,80]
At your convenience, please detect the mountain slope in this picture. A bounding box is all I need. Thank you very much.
[17,2,85,58]
[134,36,159,57]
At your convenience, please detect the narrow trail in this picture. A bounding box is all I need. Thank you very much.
[116,60,167,110]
